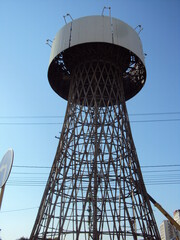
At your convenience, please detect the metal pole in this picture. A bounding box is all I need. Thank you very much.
[0,185,5,210]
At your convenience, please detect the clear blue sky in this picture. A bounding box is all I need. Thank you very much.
[0,0,180,239]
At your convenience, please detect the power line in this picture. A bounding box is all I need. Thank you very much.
[6,179,180,187]
[13,165,51,169]
[0,111,179,119]
[12,172,49,175]
[3,175,179,216]
[142,169,180,173]
[1,206,39,213]
[12,164,180,169]
[0,111,180,125]
[8,164,180,187]
[3,165,180,213]
[0,119,180,125]
[11,169,180,175]
[129,112,180,116]
[141,164,180,168]
[4,180,180,214]
[0,116,64,119]
[131,119,180,123]
[0,122,61,125]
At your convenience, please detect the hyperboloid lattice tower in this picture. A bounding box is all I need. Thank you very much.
[31,15,160,239]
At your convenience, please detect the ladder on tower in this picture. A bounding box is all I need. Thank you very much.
[88,159,102,239]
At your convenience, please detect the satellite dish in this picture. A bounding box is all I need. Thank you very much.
[0,149,14,188]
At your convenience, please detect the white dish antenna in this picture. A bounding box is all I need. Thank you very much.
[0,149,14,188]
[0,149,14,209]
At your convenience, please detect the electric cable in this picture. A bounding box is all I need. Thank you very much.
[0,111,179,119]
[0,111,180,125]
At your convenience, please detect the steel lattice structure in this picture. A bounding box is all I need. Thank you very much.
[30,16,160,239]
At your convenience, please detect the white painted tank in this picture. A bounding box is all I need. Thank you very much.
[48,15,146,101]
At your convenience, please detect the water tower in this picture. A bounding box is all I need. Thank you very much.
[30,14,160,239]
